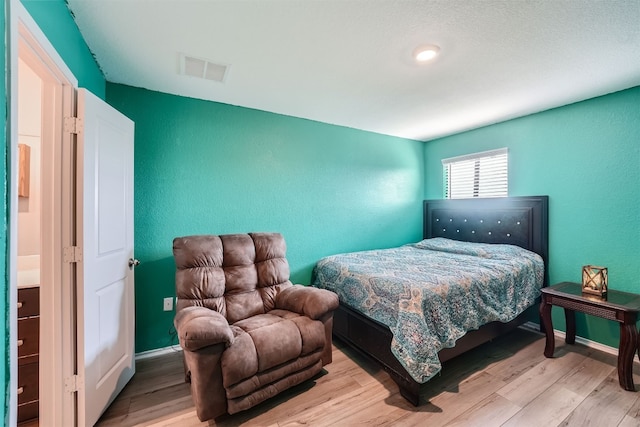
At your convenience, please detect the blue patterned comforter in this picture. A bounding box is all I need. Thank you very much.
[311,238,544,383]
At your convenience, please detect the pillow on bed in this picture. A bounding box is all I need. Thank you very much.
[412,237,538,260]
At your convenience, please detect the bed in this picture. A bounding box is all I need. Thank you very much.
[311,196,548,405]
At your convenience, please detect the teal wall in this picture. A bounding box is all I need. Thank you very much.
[424,86,640,347]
[106,83,425,352]
[2,0,7,422]
[21,0,104,98]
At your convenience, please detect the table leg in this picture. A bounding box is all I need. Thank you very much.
[618,323,638,391]
[564,308,576,345]
[540,297,554,357]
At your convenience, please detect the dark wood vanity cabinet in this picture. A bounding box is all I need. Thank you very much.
[17,286,39,423]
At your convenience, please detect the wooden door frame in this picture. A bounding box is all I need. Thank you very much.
[8,1,78,425]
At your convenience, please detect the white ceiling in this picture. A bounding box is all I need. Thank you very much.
[66,0,640,141]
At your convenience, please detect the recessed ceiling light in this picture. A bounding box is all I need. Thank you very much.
[413,45,440,63]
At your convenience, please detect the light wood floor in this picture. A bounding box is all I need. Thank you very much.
[95,328,640,427]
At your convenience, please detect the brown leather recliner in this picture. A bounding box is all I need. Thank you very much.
[173,232,339,422]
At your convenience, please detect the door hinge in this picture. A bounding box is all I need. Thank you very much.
[64,375,83,393]
[64,116,83,134]
[63,246,83,263]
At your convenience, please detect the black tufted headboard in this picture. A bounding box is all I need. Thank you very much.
[423,196,549,272]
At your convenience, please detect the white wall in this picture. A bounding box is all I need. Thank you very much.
[18,57,42,257]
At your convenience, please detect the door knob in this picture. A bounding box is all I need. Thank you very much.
[128,258,140,268]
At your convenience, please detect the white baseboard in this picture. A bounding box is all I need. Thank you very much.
[135,344,182,361]
[521,321,637,363]
[134,323,632,364]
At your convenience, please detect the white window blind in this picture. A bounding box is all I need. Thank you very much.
[442,148,508,199]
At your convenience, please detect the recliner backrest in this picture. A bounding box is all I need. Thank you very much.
[173,232,292,324]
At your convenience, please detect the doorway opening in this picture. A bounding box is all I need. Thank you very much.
[16,53,42,425]
[12,3,78,425]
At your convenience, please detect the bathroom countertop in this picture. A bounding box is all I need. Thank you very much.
[17,269,40,289]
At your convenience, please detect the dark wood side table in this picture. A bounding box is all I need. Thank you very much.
[540,282,640,391]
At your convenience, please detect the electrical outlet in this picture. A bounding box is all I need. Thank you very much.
[163,297,173,311]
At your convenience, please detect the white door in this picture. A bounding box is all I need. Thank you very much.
[76,88,135,427]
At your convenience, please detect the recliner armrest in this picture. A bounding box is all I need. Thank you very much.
[174,306,234,351]
[275,284,339,320]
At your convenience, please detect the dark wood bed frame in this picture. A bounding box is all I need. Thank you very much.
[331,196,549,405]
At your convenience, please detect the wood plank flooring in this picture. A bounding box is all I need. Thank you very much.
[95,328,640,427]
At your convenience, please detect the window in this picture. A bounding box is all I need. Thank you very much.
[442,148,508,199]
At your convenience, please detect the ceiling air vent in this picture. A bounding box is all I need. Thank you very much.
[179,53,229,83]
